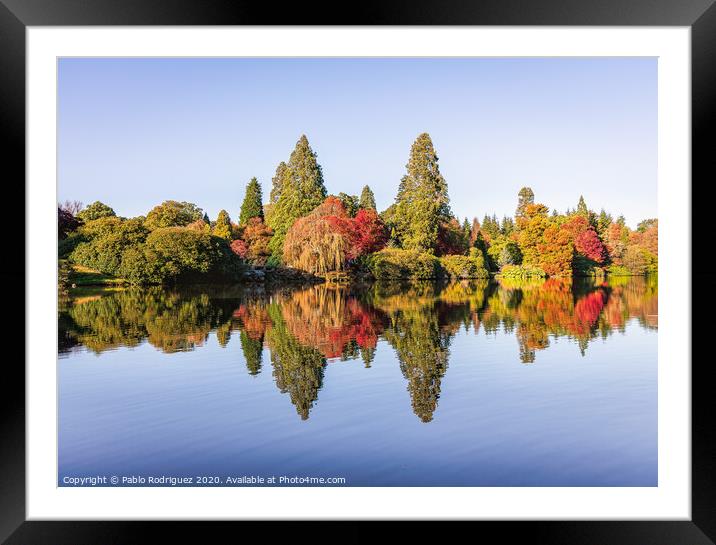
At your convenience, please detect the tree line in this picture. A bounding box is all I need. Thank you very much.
[59,132,657,284]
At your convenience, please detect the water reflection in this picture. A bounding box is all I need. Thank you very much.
[59,276,657,422]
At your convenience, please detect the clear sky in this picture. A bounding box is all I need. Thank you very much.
[58,57,657,228]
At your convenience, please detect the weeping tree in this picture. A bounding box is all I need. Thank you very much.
[282,197,351,274]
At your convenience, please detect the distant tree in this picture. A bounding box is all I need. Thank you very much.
[203,212,211,225]
[436,218,469,256]
[144,200,203,230]
[597,209,612,237]
[230,239,249,259]
[77,201,115,222]
[515,187,535,221]
[269,161,287,205]
[462,218,471,241]
[212,210,233,240]
[337,192,359,217]
[239,177,264,226]
[267,135,327,261]
[576,195,589,217]
[637,218,658,233]
[481,214,501,242]
[61,200,84,216]
[240,217,274,265]
[58,207,81,239]
[469,218,481,247]
[393,133,451,253]
[501,216,515,236]
[359,185,377,210]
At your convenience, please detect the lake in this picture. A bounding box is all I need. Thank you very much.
[58,275,657,486]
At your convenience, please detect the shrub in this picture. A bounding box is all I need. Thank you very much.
[606,264,632,276]
[367,248,440,280]
[497,264,547,279]
[439,255,489,279]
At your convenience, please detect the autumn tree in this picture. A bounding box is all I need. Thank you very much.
[240,217,274,265]
[352,209,388,256]
[393,133,451,253]
[212,209,233,240]
[267,135,327,261]
[515,187,535,222]
[239,177,264,226]
[359,185,376,210]
[144,200,203,230]
[77,201,116,222]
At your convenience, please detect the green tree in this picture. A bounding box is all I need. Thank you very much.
[393,133,451,253]
[269,161,287,205]
[239,177,264,226]
[77,201,116,222]
[213,209,233,240]
[144,200,204,230]
[597,209,612,237]
[515,187,534,221]
[267,135,328,261]
[637,218,657,233]
[576,195,588,217]
[359,185,376,210]
[336,192,359,217]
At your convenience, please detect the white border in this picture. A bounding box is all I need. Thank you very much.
[27,27,691,520]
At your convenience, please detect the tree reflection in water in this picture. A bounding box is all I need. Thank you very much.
[59,275,657,421]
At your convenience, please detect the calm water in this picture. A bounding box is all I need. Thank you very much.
[58,276,657,486]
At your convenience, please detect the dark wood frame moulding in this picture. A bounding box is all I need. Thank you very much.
[1,1,711,543]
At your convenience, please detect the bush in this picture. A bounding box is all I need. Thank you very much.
[606,264,632,276]
[439,254,489,279]
[497,264,547,279]
[368,248,440,280]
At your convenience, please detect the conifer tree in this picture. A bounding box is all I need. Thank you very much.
[267,135,327,260]
[577,195,589,217]
[393,133,451,253]
[213,209,232,240]
[269,162,287,205]
[239,177,264,226]
[359,185,376,210]
[516,187,535,221]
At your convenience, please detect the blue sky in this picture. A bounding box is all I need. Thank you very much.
[58,57,657,227]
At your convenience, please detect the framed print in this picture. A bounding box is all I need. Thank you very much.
[2,0,713,543]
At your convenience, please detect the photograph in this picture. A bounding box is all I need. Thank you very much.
[56,56,659,488]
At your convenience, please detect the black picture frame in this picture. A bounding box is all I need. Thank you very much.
[2,1,712,543]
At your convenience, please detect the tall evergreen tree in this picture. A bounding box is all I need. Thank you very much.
[577,195,589,217]
[393,133,451,253]
[239,177,264,226]
[462,217,471,240]
[359,185,376,210]
[203,212,211,225]
[516,187,535,221]
[501,216,515,236]
[267,135,327,260]
[213,209,232,240]
[269,162,287,205]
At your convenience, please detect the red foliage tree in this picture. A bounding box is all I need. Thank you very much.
[352,209,388,257]
[230,239,249,259]
[436,218,468,256]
